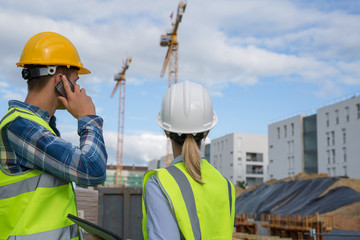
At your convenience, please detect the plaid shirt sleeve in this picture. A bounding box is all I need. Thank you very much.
[5,115,108,187]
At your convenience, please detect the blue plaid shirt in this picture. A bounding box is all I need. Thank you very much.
[0,100,107,187]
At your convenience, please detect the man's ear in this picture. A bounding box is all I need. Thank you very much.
[54,73,63,86]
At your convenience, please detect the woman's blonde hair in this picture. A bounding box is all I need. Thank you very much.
[183,135,204,184]
[170,132,205,184]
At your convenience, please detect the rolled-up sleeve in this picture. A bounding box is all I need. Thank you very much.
[6,114,108,187]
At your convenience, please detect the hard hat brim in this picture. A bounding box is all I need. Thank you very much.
[16,62,91,75]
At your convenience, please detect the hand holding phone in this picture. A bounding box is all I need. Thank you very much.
[56,76,74,98]
[57,74,96,119]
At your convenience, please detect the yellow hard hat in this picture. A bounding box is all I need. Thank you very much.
[16,32,90,74]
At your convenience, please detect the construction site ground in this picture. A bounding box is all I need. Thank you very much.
[234,173,360,232]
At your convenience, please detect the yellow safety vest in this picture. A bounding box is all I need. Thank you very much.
[142,159,235,240]
[0,107,79,240]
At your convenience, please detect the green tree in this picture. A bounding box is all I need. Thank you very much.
[236,180,247,189]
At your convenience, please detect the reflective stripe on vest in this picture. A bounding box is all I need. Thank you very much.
[167,166,202,240]
[0,107,79,240]
[142,159,235,240]
[0,173,68,200]
[7,224,79,240]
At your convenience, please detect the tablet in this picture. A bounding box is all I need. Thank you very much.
[67,214,123,240]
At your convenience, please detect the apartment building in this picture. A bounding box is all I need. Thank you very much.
[268,115,308,179]
[210,133,268,187]
[268,94,360,180]
[317,95,360,178]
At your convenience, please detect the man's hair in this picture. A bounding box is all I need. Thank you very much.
[26,65,75,91]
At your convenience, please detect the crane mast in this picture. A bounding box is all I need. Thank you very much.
[160,1,186,167]
[111,57,132,185]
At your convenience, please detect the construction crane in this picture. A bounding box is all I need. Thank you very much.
[160,0,187,167]
[111,57,132,185]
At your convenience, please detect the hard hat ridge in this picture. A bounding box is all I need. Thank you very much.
[157,80,217,134]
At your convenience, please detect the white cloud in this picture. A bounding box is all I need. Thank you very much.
[0,89,25,102]
[0,81,9,88]
[1,0,359,96]
[314,80,343,97]
[61,129,167,166]
[0,0,360,89]
[104,131,167,166]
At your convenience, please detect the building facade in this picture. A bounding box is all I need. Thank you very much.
[268,94,360,179]
[268,115,306,179]
[210,133,268,187]
[317,95,360,178]
[148,155,169,170]
[104,165,148,187]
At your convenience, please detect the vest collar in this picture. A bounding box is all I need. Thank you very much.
[8,100,52,124]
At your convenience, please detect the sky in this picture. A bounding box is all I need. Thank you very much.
[0,0,360,166]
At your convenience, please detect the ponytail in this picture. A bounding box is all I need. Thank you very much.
[182,135,204,184]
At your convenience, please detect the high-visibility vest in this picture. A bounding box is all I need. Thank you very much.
[0,107,79,240]
[142,159,235,240]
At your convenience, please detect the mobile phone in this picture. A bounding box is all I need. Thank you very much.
[56,78,74,98]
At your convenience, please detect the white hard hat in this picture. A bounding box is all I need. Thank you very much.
[157,80,218,134]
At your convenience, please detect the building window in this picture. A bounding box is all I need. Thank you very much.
[345,107,350,122]
[332,149,336,164]
[287,141,291,154]
[288,157,291,170]
[342,129,346,144]
[237,151,242,161]
[291,123,294,136]
[327,168,331,176]
[343,166,347,176]
[325,112,329,127]
[238,137,242,148]
[246,165,263,174]
[357,104,360,119]
[326,132,330,147]
[332,167,336,176]
[331,131,335,145]
[284,125,287,138]
[343,147,347,162]
[327,150,330,164]
[335,110,339,125]
[246,153,263,162]
[277,127,280,139]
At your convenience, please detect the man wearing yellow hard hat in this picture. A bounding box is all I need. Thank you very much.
[0,32,107,239]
